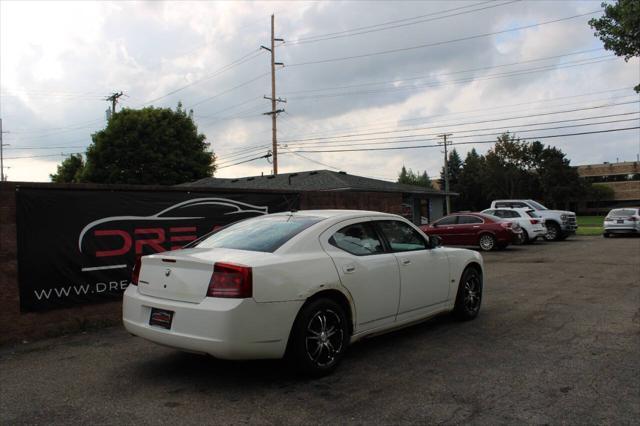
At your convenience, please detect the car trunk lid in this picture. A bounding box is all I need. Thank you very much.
[137,248,273,303]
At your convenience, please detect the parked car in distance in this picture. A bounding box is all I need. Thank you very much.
[490,199,577,241]
[481,208,547,243]
[603,207,640,237]
[420,212,522,251]
[123,210,484,376]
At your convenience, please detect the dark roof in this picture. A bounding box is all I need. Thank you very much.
[183,170,455,196]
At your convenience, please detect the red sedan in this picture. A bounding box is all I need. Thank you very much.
[420,212,522,251]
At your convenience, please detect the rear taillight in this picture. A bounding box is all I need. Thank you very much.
[629,217,637,222]
[530,219,539,225]
[131,257,141,286]
[207,262,252,298]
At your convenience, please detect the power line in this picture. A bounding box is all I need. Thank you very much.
[287,127,640,154]
[286,10,603,67]
[216,152,273,169]
[281,48,606,95]
[285,0,516,45]
[279,100,640,143]
[282,116,640,150]
[262,87,637,142]
[285,56,617,100]
[140,50,263,106]
[188,72,270,108]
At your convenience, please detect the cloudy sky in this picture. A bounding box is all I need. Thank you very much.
[1,0,638,182]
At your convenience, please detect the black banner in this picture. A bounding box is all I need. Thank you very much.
[16,188,298,312]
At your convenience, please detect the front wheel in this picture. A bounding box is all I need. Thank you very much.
[478,234,496,251]
[544,222,561,241]
[453,267,483,320]
[287,298,349,376]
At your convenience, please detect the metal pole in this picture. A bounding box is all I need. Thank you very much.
[0,118,4,182]
[438,133,452,214]
[270,14,278,175]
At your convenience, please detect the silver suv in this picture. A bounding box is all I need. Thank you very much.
[490,199,577,241]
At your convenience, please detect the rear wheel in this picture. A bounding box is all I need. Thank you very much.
[453,267,483,320]
[287,298,349,376]
[521,229,530,244]
[478,234,496,251]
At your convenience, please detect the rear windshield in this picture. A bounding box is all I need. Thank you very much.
[194,215,323,252]
[609,209,636,217]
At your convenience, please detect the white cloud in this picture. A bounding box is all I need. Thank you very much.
[1,0,638,183]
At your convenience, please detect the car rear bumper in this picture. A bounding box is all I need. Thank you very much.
[604,226,640,234]
[123,285,303,360]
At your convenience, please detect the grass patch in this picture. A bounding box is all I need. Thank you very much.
[577,216,603,236]
[577,216,604,227]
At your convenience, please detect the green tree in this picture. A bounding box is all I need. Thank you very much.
[397,166,433,189]
[80,104,215,185]
[50,154,85,183]
[440,149,464,210]
[457,149,488,211]
[589,0,640,92]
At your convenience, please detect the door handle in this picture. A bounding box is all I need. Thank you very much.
[401,259,411,265]
[472,226,480,228]
[343,265,356,273]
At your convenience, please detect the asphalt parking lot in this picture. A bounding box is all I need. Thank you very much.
[1,236,638,425]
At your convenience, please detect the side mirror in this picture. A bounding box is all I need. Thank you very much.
[429,235,442,248]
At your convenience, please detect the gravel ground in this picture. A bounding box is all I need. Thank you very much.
[1,235,639,425]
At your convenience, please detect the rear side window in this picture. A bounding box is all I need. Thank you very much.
[376,220,427,252]
[195,215,323,253]
[330,222,384,256]
[459,215,483,224]
[501,210,521,218]
[525,210,540,218]
[435,216,457,225]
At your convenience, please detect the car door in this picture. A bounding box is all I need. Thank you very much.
[429,215,458,244]
[320,220,401,333]
[374,220,450,322]
[457,215,484,245]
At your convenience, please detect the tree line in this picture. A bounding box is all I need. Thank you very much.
[398,133,613,212]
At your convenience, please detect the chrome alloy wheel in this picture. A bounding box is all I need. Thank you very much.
[305,309,344,368]
[479,234,495,251]
[463,274,481,314]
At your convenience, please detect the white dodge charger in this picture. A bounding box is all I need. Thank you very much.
[123,210,484,375]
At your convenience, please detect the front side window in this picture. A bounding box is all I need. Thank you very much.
[196,215,323,253]
[528,200,548,210]
[376,220,427,252]
[330,223,384,256]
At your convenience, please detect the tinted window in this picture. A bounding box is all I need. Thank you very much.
[196,215,322,253]
[459,215,483,224]
[330,223,384,256]
[609,209,636,217]
[496,202,528,208]
[525,210,540,218]
[377,221,427,252]
[500,210,521,218]
[434,216,457,225]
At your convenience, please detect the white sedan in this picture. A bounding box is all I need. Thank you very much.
[123,210,484,375]
[482,207,547,243]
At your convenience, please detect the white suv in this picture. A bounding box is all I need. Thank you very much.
[490,200,577,241]
[482,208,547,243]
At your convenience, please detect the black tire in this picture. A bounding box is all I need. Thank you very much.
[453,267,483,321]
[521,229,530,244]
[287,298,349,377]
[478,233,496,251]
[544,222,561,241]
[603,232,610,238]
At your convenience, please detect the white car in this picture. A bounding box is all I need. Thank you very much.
[481,208,547,243]
[603,207,640,237]
[123,210,484,375]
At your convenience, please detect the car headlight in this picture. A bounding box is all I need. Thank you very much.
[561,214,568,221]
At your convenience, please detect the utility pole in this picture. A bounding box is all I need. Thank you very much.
[0,118,8,182]
[438,133,453,215]
[261,14,285,175]
[105,91,124,117]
